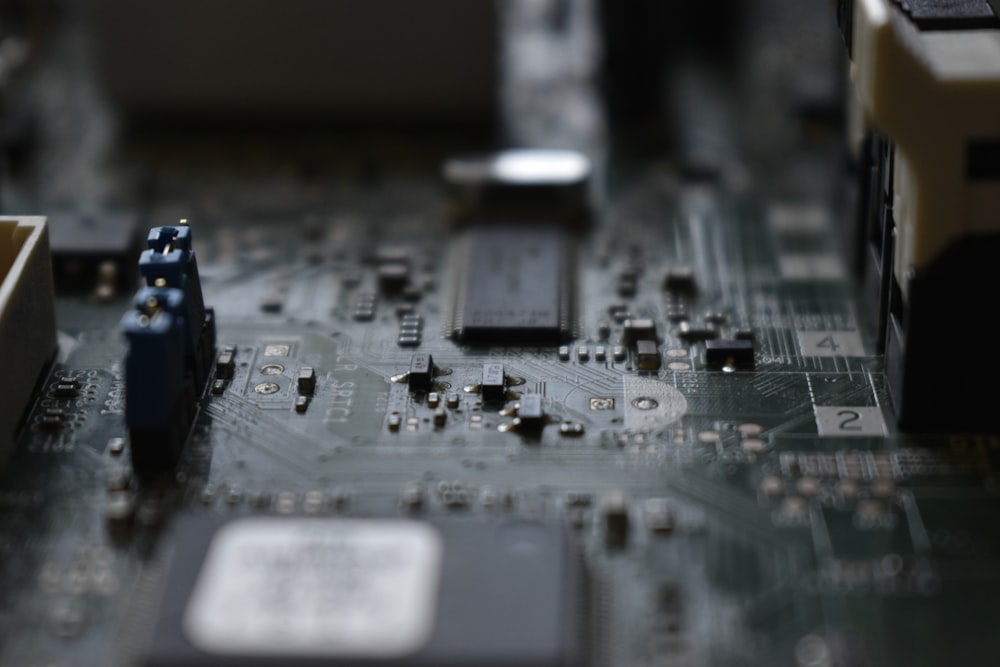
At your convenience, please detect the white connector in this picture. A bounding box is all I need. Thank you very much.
[848,0,1000,296]
[0,217,56,464]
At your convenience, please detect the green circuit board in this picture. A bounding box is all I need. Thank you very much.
[1,2,999,666]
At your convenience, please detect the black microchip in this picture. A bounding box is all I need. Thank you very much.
[408,353,434,391]
[705,339,755,368]
[480,362,506,402]
[141,517,585,667]
[452,225,574,345]
[635,340,661,371]
[516,394,544,428]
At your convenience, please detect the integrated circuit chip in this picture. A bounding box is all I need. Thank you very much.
[141,516,585,667]
[450,225,575,344]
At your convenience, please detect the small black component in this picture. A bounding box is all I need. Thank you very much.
[408,353,435,391]
[377,262,410,294]
[210,379,226,395]
[214,351,234,380]
[705,339,755,368]
[603,494,629,550]
[734,328,754,341]
[515,394,545,429]
[452,226,574,345]
[677,321,718,342]
[481,363,506,402]
[141,517,585,667]
[258,293,284,313]
[597,320,611,340]
[635,340,661,371]
[54,378,81,398]
[294,396,309,413]
[397,335,422,347]
[663,267,696,293]
[891,0,999,30]
[616,276,637,297]
[297,367,316,395]
[621,318,658,345]
[39,409,65,430]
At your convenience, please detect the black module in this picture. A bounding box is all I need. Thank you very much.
[886,235,1000,432]
[378,262,410,294]
[705,339,754,368]
[516,394,545,429]
[635,340,660,371]
[141,517,586,667]
[451,225,574,345]
[663,267,696,293]
[408,353,435,392]
[480,363,506,402]
[297,367,316,395]
[214,351,234,380]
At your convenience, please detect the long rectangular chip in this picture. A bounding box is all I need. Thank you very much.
[451,225,574,344]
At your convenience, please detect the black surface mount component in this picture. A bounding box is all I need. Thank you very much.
[705,339,755,368]
[408,353,435,391]
[663,267,696,293]
[514,394,545,429]
[480,362,506,402]
[635,340,660,371]
[451,225,574,345]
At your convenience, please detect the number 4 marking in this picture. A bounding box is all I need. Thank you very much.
[815,336,841,352]
[797,331,865,357]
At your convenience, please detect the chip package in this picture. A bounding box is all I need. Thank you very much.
[449,225,575,345]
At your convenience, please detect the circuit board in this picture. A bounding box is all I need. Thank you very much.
[1,2,999,666]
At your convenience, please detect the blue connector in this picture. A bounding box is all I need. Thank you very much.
[138,224,215,386]
[122,289,195,471]
[123,222,216,473]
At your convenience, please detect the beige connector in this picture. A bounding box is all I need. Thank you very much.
[848,0,1000,296]
[0,217,56,465]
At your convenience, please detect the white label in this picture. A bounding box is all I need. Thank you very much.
[814,406,887,437]
[184,518,442,658]
[797,330,866,357]
[768,204,831,233]
[779,254,845,281]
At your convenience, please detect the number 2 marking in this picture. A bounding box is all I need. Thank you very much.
[836,409,862,431]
